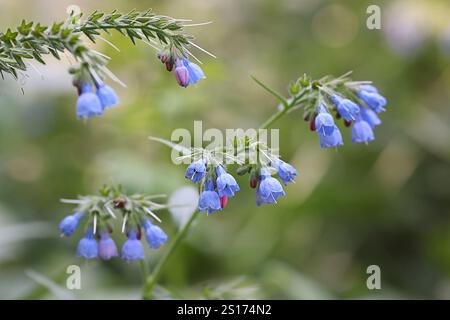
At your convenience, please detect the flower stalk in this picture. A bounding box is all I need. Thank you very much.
[142,209,199,299]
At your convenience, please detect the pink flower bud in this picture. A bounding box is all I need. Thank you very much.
[220,196,228,209]
[174,65,189,87]
[249,176,259,189]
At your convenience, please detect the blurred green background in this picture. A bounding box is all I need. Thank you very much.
[0,0,450,299]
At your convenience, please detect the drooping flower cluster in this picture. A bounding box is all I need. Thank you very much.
[157,50,206,88]
[71,66,119,120]
[308,82,387,148]
[185,161,239,214]
[58,186,168,261]
[183,145,297,209]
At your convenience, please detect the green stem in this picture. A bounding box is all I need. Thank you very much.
[142,211,199,299]
[139,259,149,283]
[259,108,287,130]
[259,91,307,129]
[78,24,167,34]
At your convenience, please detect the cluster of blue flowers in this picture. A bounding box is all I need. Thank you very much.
[254,160,297,206]
[157,52,206,88]
[75,80,119,119]
[184,157,297,210]
[59,212,167,261]
[311,84,386,148]
[185,161,239,214]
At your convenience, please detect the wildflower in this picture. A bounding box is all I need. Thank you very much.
[121,230,144,261]
[319,125,344,149]
[351,116,375,144]
[185,159,207,183]
[59,212,84,237]
[174,60,189,87]
[357,86,387,113]
[96,83,119,109]
[273,159,297,186]
[330,95,359,121]
[76,83,103,119]
[143,219,168,249]
[198,179,221,214]
[360,106,382,129]
[256,169,286,206]
[76,229,98,259]
[215,166,240,198]
[98,232,118,260]
[183,59,206,85]
[315,104,335,136]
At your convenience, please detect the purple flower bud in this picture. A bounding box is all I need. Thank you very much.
[174,60,189,87]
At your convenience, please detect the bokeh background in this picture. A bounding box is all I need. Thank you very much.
[0,0,449,299]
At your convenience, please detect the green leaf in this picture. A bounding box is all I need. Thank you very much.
[60,28,72,39]
[148,136,192,156]
[33,23,47,34]
[48,47,60,59]
[155,31,167,44]
[89,11,104,23]
[32,52,46,65]
[51,22,64,34]
[18,20,33,35]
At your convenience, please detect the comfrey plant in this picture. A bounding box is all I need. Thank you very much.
[59,185,168,261]
[2,8,388,299]
[0,9,211,119]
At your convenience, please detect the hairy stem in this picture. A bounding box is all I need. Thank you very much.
[0,10,193,80]
[142,211,199,299]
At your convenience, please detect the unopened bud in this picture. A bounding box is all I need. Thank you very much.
[174,65,189,87]
[220,196,228,209]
